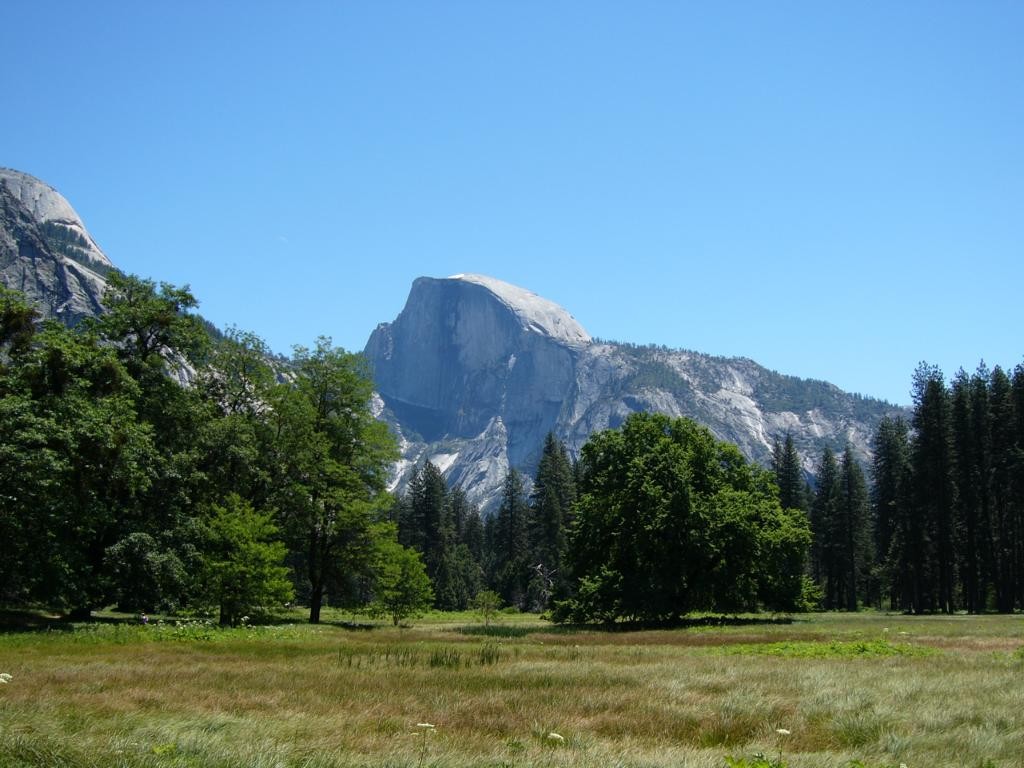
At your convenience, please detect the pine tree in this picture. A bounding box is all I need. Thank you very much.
[772,433,807,512]
[492,468,531,609]
[400,462,486,610]
[411,462,450,581]
[989,366,1018,611]
[950,367,990,613]
[458,498,485,565]
[811,447,841,608]
[871,416,911,609]
[911,363,957,613]
[528,433,577,608]
[838,444,871,611]
[1012,365,1024,610]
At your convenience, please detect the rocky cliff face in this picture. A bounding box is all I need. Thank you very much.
[0,168,110,323]
[365,274,589,506]
[366,275,903,512]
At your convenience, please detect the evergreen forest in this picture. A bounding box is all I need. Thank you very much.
[793,362,1024,614]
[2,276,1023,624]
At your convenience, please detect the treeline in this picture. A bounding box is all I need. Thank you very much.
[391,432,577,612]
[395,415,812,622]
[0,276,430,625]
[776,361,1024,614]
[10,269,1016,623]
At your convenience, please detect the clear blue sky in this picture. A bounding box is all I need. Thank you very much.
[4,2,1022,405]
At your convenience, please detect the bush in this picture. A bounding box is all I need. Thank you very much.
[103,533,187,613]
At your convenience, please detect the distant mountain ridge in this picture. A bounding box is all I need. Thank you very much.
[365,275,903,512]
[0,168,903,513]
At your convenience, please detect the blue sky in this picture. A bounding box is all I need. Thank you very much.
[4,2,1022,404]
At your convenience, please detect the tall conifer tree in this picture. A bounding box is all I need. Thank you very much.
[772,433,807,512]
[492,468,531,609]
[871,416,911,609]
[911,363,957,613]
[811,447,840,608]
[838,444,871,611]
[951,368,990,613]
[528,433,577,607]
[989,366,1018,611]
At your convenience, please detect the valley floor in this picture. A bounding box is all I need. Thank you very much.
[0,610,1021,767]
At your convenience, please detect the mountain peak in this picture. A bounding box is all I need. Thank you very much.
[0,168,111,271]
[0,167,109,321]
[366,274,902,512]
[447,273,591,347]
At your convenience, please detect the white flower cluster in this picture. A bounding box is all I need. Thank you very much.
[0,673,11,684]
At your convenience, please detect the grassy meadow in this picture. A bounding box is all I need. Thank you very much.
[0,610,1021,768]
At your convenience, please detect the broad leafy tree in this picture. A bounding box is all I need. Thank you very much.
[269,338,397,623]
[559,413,809,623]
[6,322,157,617]
[367,538,433,626]
[196,494,293,626]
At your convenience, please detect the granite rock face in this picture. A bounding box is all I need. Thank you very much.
[366,275,903,512]
[365,274,588,508]
[0,168,110,323]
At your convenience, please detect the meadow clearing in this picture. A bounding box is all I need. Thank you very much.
[0,610,1021,768]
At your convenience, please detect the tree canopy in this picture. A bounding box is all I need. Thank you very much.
[0,277,405,625]
[557,412,810,623]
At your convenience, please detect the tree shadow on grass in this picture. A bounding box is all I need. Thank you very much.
[454,624,545,637]
[0,609,132,633]
[453,614,796,638]
[321,619,376,631]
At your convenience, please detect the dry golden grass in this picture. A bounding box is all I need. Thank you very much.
[0,611,1022,767]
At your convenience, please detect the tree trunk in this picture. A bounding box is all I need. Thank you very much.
[308,531,323,624]
[308,578,324,624]
[67,606,93,621]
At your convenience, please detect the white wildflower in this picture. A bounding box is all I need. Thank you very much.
[0,673,11,684]
[776,728,791,736]
[547,732,565,742]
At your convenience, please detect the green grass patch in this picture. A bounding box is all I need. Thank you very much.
[715,638,938,658]
[0,619,311,650]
